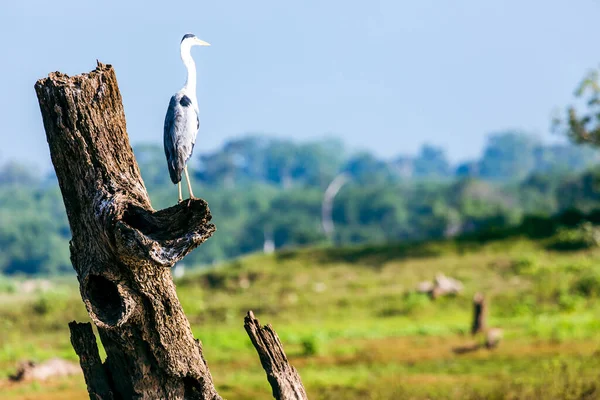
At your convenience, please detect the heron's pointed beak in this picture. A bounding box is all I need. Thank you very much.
[195,39,211,46]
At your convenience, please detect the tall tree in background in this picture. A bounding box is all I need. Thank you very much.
[555,67,600,145]
[413,144,452,178]
[343,152,395,184]
[290,139,345,188]
[478,132,539,181]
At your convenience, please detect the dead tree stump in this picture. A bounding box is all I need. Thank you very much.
[471,293,502,349]
[471,292,487,336]
[35,61,307,400]
[35,62,220,399]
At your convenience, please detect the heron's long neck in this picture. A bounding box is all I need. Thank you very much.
[181,47,197,93]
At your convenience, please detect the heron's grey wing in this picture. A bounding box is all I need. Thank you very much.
[163,94,199,184]
[164,96,183,184]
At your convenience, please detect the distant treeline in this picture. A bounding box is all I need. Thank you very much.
[1,131,600,275]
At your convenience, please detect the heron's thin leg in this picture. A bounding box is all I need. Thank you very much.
[178,182,183,203]
[184,166,195,198]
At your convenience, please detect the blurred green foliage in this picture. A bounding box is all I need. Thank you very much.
[554,66,600,147]
[1,131,600,275]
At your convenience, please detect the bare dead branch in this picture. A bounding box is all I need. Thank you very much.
[244,310,308,400]
[69,321,114,399]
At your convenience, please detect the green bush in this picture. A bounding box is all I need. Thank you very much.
[572,271,600,298]
[546,223,600,251]
[400,292,431,315]
[511,256,539,275]
[519,215,557,238]
[586,208,600,224]
[31,296,53,316]
[301,333,326,356]
[556,208,586,227]
[557,291,585,312]
[30,292,71,317]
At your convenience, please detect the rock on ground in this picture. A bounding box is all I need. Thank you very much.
[9,358,81,382]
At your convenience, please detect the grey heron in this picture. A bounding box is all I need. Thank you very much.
[164,33,210,202]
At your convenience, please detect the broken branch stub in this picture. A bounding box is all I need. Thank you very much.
[69,322,113,399]
[244,311,308,400]
[35,62,219,399]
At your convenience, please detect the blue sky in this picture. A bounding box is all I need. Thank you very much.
[1,0,599,172]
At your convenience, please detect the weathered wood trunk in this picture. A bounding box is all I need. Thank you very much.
[35,62,220,399]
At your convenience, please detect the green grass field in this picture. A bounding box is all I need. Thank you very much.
[2,234,600,399]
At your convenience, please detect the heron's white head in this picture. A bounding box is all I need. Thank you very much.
[180,33,210,53]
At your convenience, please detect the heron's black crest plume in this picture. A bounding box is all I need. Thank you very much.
[181,33,196,42]
[180,95,193,107]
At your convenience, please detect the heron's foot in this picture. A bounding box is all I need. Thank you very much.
[186,196,198,207]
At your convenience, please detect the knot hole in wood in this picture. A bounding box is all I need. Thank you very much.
[86,275,130,328]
